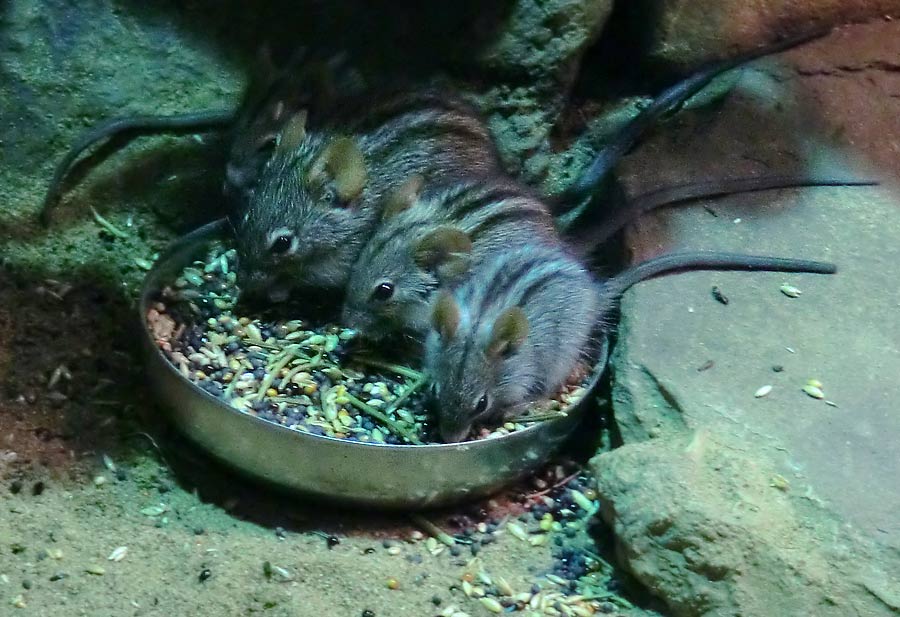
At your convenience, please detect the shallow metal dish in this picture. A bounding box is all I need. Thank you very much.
[139,220,609,509]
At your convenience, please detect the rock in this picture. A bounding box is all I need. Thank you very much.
[472,0,614,179]
[591,433,900,617]
[595,19,900,616]
[479,0,614,81]
[616,0,900,70]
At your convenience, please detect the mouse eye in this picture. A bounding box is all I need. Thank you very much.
[269,234,293,255]
[474,394,489,416]
[371,281,395,301]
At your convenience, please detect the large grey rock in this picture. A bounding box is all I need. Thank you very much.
[592,434,900,617]
[592,19,900,616]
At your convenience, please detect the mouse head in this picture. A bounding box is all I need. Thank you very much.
[224,49,364,207]
[426,292,530,442]
[231,111,370,302]
[341,177,473,339]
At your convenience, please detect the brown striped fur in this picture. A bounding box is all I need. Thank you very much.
[232,87,504,303]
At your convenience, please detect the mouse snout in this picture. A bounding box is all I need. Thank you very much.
[236,267,290,305]
[438,417,472,444]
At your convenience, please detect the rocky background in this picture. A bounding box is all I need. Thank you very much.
[2,1,900,615]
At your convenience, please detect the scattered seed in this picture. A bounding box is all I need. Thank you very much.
[825,400,838,407]
[780,284,802,298]
[772,365,784,372]
[140,504,167,517]
[90,206,129,239]
[101,454,116,473]
[410,515,456,546]
[770,474,790,491]
[754,385,773,398]
[495,576,514,597]
[107,546,128,562]
[11,594,26,608]
[711,286,729,305]
[546,574,567,586]
[507,522,528,542]
[802,385,825,399]
[478,597,503,613]
[806,378,824,389]
[386,577,400,590]
[570,490,595,512]
[198,568,212,582]
[528,535,548,547]
[85,565,105,575]
[696,360,714,372]
[387,546,402,556]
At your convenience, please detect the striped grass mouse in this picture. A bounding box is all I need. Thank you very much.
[232,87,504,303]
[340,174,558,341]
[426,245,836,442]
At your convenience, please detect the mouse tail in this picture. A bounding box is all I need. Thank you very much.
[603,250,835,304]
[39,109,234,226]
[564,174,877,254]
[553,26,833,220]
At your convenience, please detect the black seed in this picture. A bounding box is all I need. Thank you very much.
[198,568,212,582]
[772,365,784,372]
[326,535,340,548]
[362,611,375,617]
[431,596,442,606]
[711,286,729,305]
[32,481,45,496]
[10,480,22,494]
[21,580,31,589]
[49,572,67,582]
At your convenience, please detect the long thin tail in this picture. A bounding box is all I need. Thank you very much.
[40,109,234,226]
[605,251,835,301]
[566,175,877,251]
[555,27,832,214]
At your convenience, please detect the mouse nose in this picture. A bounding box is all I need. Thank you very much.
[438,418,471,443]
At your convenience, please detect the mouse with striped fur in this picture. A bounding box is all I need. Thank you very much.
[426,244,836,442]
[232,87,504,304]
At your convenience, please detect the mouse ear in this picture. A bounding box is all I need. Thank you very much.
[383,175,424,220]
[431,291,461,340]
[276,109,308,154]
[310,137,368,202]
[414,227,472,282]
[487,307,529,358]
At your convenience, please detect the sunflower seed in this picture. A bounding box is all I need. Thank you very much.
[107,546,128,562]
[780,284,802,298]
[754,385,773,398]
[803,385,825,399]
[479,597,503,613]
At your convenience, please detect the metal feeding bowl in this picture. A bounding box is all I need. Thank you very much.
[138,220,610,509]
